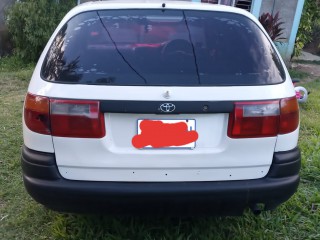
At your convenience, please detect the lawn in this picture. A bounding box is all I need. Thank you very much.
[0,58,319,240]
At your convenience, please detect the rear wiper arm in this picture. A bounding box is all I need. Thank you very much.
[182,11,201,85]
[96,11,147,84]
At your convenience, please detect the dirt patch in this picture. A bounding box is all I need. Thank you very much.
[291,62,320,82]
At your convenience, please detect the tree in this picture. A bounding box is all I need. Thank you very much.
[6,0,76,62]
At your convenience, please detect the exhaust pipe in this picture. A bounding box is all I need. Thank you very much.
[251,203,265,215]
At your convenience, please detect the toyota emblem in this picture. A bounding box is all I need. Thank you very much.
[159,103,176,113]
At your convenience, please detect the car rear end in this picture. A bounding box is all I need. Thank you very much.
[22,1,300,215]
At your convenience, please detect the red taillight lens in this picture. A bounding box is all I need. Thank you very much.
[228,97,299,138]
[279,96,299,134]
[228,101,280,138]
[24,93,51,135]
[50,99,105,138]
[24,94,105,138]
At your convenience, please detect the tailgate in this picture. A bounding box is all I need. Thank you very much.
[53,111,277,182]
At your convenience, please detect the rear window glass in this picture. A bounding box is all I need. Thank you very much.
[41,10,285,86]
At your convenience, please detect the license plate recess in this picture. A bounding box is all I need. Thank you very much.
[135,119,197,149]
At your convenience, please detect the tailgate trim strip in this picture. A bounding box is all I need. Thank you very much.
[100,100,234,114]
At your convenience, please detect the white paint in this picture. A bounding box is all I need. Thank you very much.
[275,127,299,152]
[23,121,54,153]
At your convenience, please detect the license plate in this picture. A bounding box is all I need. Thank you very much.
[132,119,197,149]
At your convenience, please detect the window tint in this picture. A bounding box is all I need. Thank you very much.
[41,10,285,86]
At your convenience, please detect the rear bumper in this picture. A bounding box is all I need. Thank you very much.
[21,145,300,215]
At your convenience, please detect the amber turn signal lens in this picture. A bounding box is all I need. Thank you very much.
[24,93,51,135]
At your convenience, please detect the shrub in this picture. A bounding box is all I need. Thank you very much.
[5,0,76,63]
[258,12,285,42]
[295,0,320,56]
[311,20,320,52]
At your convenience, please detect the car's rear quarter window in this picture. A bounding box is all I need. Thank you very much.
[41,9,285,86]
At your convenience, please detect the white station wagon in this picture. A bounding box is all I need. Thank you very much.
[22,0,300,215]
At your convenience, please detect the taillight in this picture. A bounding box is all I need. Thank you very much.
[228,97,299,138]
[24,93,51,135]
[50,99,105,138]
[24,93,105,138]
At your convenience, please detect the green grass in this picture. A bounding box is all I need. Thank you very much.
[289,69,310,79]
[0,58,319,240]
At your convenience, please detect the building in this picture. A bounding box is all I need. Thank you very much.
[199,0,306,61]
[0,0,14,31]
[0,0,15,56]
[257,0,305,61]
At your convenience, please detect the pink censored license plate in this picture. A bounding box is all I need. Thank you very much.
[132,119,198,149]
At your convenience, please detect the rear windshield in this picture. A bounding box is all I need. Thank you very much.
[41,10,285,86]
